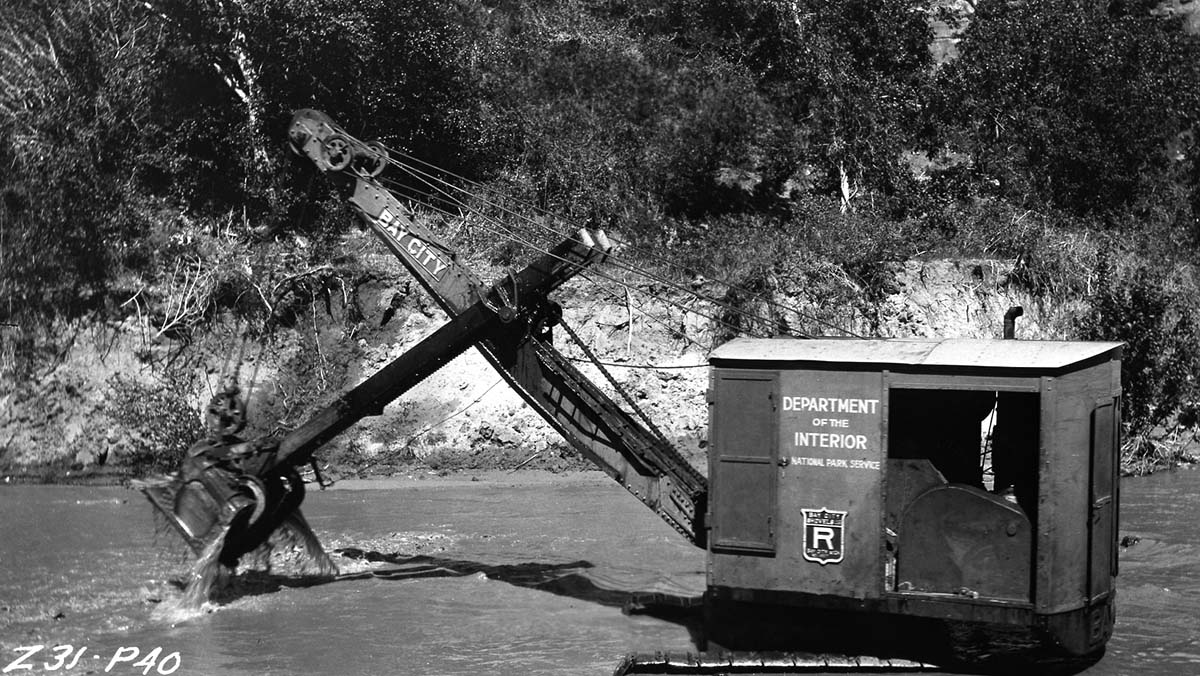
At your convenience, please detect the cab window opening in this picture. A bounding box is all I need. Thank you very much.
[887,388,1040,520]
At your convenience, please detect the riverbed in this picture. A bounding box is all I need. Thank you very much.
[2,468,1198,675]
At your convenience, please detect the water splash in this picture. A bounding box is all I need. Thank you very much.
[151,522,232,623]
[179,525,233,608]
[236,510,339,578]
[150,507,339,624]
[279,510,339,578]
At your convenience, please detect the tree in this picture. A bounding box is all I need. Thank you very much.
[932,0,1200,221]
[0,0,491,323]
[459,0,937,230]
[0,0,246,320]
[646,0,936,213]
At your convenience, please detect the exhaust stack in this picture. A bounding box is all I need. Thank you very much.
[1003,306,1024,340]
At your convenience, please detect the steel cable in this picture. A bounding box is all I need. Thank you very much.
[381,144,863,338]
[371,175,732,349]
[379,160,793,334]
[376,175,773,343]
[557,317,673,447]
[377,162,795,339]
[374,171,753,353]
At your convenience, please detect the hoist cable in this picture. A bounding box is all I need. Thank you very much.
[377,178,779,364]
[381,158,850,339]
[387,182,785,345]
[377,179,767,346]
[375,171,777,339]
[557,318,674,448]
[382,145,862,338]
[389,193,762,345]
[380,162,791,338]
[381,160,789,332]
[377,155,818,331]
[575,271,717,350]
[376,177,766,346]
[370,136,858,338]
[379,175,776,341]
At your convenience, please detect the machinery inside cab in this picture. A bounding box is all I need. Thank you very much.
[705,338,1123,659]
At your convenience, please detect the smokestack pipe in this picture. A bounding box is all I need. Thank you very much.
[1003,306,1024,339]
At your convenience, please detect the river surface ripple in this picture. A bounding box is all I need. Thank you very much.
[2,468,1198,675]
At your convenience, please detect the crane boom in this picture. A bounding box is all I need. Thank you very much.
[286,109,707,546]
[141,110,707,570]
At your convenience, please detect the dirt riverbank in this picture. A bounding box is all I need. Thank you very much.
[0,233,1122,481]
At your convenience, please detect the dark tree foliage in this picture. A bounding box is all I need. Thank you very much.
[1079,240,1200,438]
[0,0,941,319]
[136,0,490,240]
[462,0,935,227]
[0,0,486,320]
[933,0,1200,222]
[234,0,483,164]
[655,0,935,203]
[0,1,246,320]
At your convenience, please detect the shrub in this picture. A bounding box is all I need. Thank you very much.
[106,374,203,476]
[1078,239,1200,471]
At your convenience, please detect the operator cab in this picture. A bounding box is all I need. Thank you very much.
[705,337,1122,661]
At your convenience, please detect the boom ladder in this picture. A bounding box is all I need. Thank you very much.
[286,110,708,546]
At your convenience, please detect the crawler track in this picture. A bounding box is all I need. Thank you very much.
[613,651,936,675]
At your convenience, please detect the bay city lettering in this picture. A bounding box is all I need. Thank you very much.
[782,395,880,415]
[377,208,449,277]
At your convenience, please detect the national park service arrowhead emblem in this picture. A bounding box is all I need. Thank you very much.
[802,507,846,565]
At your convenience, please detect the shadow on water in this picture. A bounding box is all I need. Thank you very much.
[321,549,1100,676]
[178,544,1103,675]
[350,547,710,636]
[333,547,712,655]
[336,547,695,609]
[181,544,709,650]
[167,568,342,603]
[175,544,703,619]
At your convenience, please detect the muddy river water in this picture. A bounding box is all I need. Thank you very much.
[2,468,1198,675]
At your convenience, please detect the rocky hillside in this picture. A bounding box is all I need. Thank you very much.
[0,232,1084,483]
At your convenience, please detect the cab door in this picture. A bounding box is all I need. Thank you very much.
[1088,399,1119,600]
[709,371,778,554]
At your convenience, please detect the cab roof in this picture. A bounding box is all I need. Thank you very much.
[710,338,1123,373]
